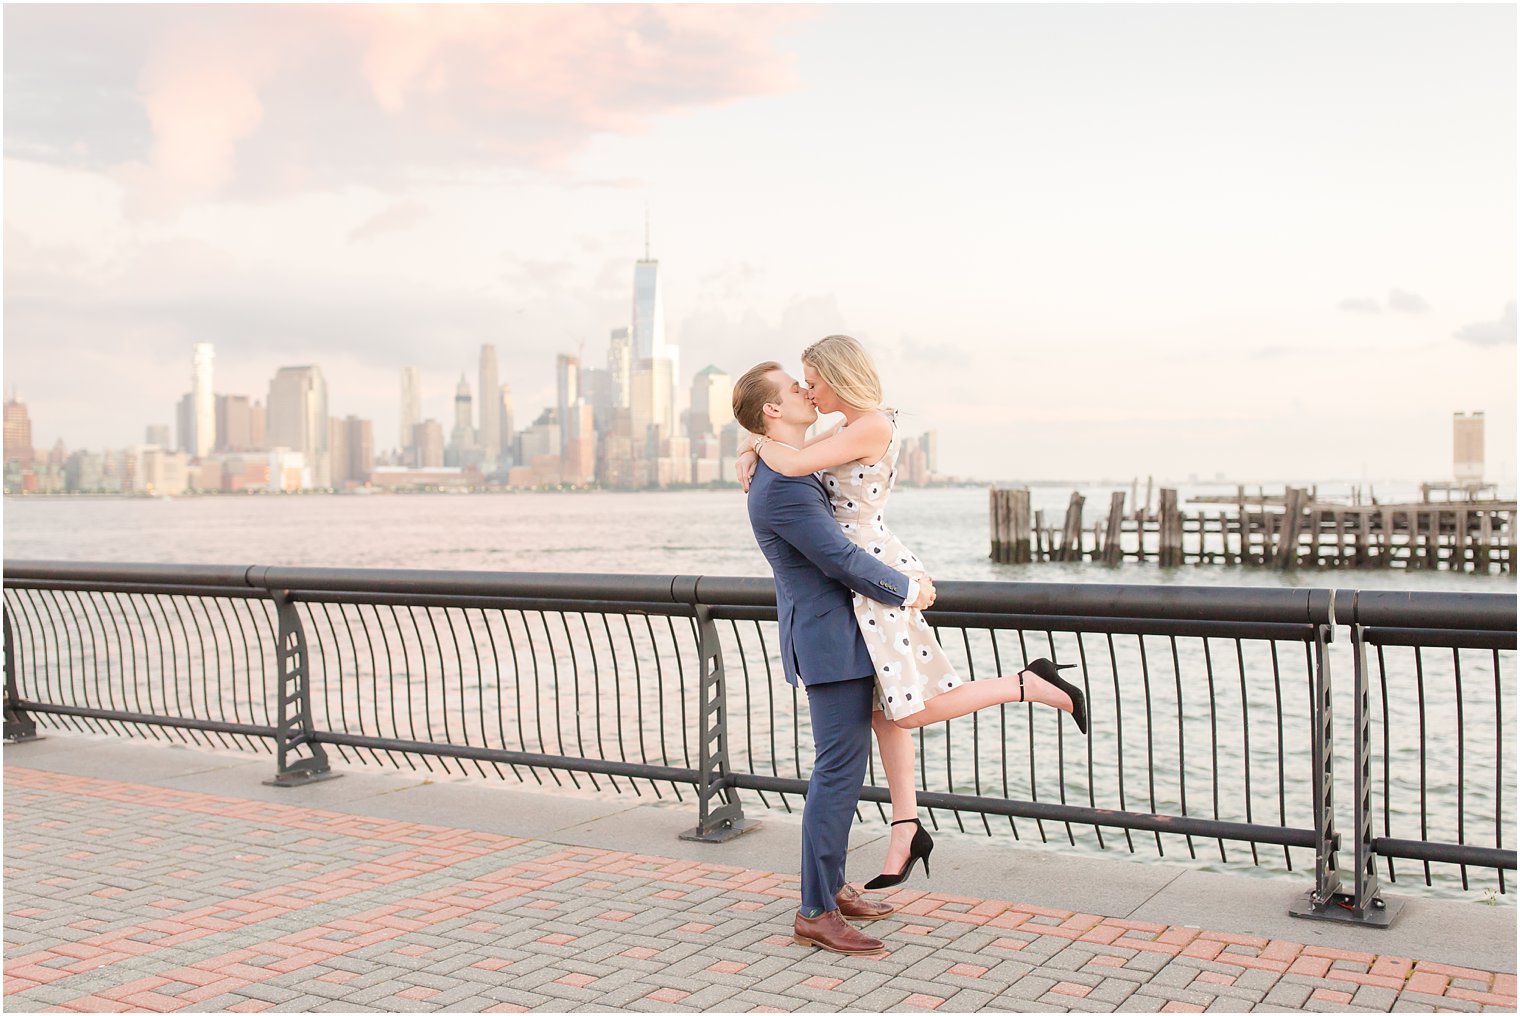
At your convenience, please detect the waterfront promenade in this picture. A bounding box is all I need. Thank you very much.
[4,734,1515,1014]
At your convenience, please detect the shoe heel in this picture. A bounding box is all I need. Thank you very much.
[792,934,815,947]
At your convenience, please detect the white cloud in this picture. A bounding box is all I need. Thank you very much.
[1453,302,1517,347]
[1337,296,1381,313]
[1387,287,1430,314]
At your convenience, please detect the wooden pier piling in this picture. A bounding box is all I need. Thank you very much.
[989,485,1514,573]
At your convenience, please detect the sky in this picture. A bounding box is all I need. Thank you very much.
[4,4,1515,484]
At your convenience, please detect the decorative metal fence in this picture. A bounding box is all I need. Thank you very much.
[3,560,1514,923]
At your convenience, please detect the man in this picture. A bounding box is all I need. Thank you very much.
[731,361,936,957]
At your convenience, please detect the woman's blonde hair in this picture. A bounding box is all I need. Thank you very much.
[800,334,882,411]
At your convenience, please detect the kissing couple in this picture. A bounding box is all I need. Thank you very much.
[733,334,1090,956]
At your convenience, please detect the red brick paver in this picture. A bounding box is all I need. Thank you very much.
[3,764,1514,1014]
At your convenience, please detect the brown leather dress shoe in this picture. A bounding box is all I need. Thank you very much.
[792,909,887,955]
[836,883,895,922]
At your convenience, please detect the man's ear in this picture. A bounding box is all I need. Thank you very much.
[761,400,783,420]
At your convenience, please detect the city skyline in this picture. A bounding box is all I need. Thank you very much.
[4,5,1514,483]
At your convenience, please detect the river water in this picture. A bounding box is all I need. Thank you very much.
[4,484,1512,589]
[4,487,1514,903]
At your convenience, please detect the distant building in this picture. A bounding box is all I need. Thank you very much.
[632,243,667,363]
[630,230,679,444]
[508,454,564,488]
[330,415,374,487]
[688,365,733,438]
[266,365,330,487]
[216,395,257,452]
[519,408,561,463]
[136,446,189,496]
[192,343,215,458]
[607,327,631,410]
[497,385,515,468]
[691,432,722,484]
[556,354,579,449]
[190,458,224,493]
[65,450,104,492]
[448,374,475,466]
[265,449,307,492]
[145,424,171,449]
[919,431,938,475]
[249,400,266,450]
[898,440,927,487]
[219,455,271,492]
[412,420,445,469]
[370,465,478,491]
[175,393,195,454]
[630,357,674,450]
[1454,412,1484,483]
[400,367,421,454]
[478,345,500,469]
[562,402,596,485]
[5,397,34,466]
[580,366,612,435]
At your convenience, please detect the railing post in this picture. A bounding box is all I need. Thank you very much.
[680,604,757,843]
[261,590,339,787]
[1290,592,1399,927]
[1346,619,1400,924]
[3,606,40,742]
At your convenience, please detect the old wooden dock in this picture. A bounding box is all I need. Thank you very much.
[989,486,1515,572]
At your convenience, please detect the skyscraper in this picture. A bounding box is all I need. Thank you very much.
[400,368,421,453]
[249,401,267,451]
[630,227,678,442]
[688,366,733,438]
[498,385,516,466]
[607,328,631,409]
[448,374,474,466]
[192,343,215,458]
[175,393,195,454]
[4,397,33,465]
[556,354,579,448]
[330,415,374,487]
[563,402,596,485]
[216,395,255,452]
[266,366,330,488]
[632,256,665,362]
[579,366,612,434]
[478,345,500,468]
[412,420,445,468]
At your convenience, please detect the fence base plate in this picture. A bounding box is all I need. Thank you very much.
[1288,890,1402,928]
[680,818,760,843]
[4,732,44,743]
[262,770,343,788]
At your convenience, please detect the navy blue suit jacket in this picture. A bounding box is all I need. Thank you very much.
[747,460,912,687]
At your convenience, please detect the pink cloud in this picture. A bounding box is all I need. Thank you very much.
[122,50,267,216]
[104,5,808,213]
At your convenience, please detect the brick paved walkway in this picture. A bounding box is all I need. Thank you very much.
[4,766,1515,1013]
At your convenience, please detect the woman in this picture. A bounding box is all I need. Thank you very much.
[737,334,1088,889]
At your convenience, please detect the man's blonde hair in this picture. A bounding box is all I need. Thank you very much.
[731,361,784,436]
[801,334,882,411]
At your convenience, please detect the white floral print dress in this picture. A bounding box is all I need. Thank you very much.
[821,411,960,720]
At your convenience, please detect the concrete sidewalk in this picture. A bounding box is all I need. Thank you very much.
[3,734,1514,1013]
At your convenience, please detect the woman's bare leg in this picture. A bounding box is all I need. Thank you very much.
[894,667,1074,730]
[871,710,919,874]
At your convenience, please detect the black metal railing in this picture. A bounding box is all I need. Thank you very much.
[3,560,1514,919]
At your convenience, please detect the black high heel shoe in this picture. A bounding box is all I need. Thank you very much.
[1022,658,1088,735]
[864,818,934,890]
